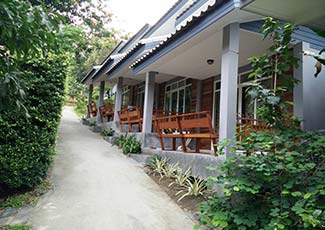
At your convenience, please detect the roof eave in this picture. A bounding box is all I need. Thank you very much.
[130,0,235,74]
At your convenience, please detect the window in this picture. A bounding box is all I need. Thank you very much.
[212,73,273,128]
[212,80,221,129]
[164,79,192,114]
[122,86,131,107]
[238,73,273,120]
[136,85,145,109]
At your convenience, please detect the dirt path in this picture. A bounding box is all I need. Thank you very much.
[31,106,194,230]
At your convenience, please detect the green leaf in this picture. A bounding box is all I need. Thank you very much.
[292,191,302,197]
[304,193,312,199]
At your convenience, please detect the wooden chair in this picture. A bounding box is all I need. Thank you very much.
[87,101,97,118]
[127,107,142,132]
[118,108,129,132]
[99,104,114,122]
[118,106,143,132]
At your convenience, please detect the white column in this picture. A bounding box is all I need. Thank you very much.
[113,77,123,122]
[218,23,240,157]
[87,84,94,118]
[293,42,307,129]
[97,81,105,123]
[143,72,156,133]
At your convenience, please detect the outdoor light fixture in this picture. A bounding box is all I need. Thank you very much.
[207,59,214,65]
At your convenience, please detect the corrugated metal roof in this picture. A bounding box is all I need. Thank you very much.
[105,42,144,76]
[80,65,101,84]
[130,0,229,69]
[176,0,199,20]
[142,0,185,38]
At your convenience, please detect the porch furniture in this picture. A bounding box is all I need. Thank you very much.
[118,106,142,132]
[99,104,114,122]
[236,116,268,141]
[87,101,97,118]
[155,111,218,155]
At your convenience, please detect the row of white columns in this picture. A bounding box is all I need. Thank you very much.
[86,22,313,156]
[86,23,240,155]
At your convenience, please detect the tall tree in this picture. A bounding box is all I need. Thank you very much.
[0,0,61,112]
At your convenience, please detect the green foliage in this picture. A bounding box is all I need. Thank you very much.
[198,130,325,229]
[0,225,30,230]
[112,134,127,148]
[162,162,179,178]
[0,54,67,191]
[121,136,141,155]
[101,128,115,137]
[89,121,97,127]
[198,18,324,230]
[169,167,192,187]
[0,50,27,114]
[176,177,207,201]
[0,1,60,57]
[247,18,299,128]
[112,135,141,154]
[29,0,112,36]
[0,179,50,208]
[0,0,62,113]
[146,154,163,168]
[149,157,167,178]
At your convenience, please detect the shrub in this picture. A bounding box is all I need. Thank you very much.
[198,129,325,229]
[101,128,115,137]
[122,136,141,155]
[89,121,97,127]
[0,54,67,192]
[112,134,127,148]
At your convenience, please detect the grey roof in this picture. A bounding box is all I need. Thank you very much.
[141,0,186,38]
[80,66,101,84]
[176,0,199,20]
[130,0,230,69]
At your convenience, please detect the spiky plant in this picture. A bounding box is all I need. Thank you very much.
[152,157,167,178]
[169,167,191,187]
[176,177,207,201]
[163,162,179,178]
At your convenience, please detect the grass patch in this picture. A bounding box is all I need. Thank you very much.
[0,224,30,230]
[0,179,50,209]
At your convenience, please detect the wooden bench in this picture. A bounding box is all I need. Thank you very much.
[87,101,97,118]
[155,111,218,154]
[118,106,142,132]
[99,104,114,122]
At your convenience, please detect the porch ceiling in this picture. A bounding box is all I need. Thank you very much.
[134,28,272,80]
[242,0,325,31]
[132,8,273,79]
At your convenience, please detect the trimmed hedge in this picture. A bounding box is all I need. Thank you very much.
[0,54,67,192]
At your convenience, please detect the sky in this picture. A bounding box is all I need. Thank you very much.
[105,0,178,35]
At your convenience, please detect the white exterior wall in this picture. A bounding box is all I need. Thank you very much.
[294,43,325,131]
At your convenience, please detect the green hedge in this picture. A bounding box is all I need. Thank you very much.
[198,129,325,229]
[0,54,67,192]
